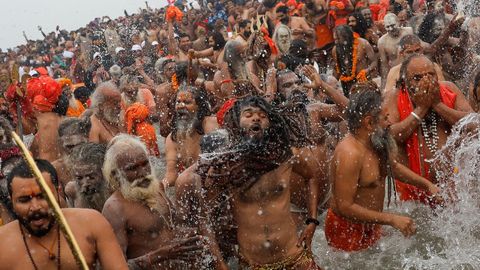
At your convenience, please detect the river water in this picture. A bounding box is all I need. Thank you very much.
[312,114,480,270]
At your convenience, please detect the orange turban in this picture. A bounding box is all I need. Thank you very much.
[125,103,160,157]
[27,76,62,112]
[166,5,183,22]
[56,78,72,89]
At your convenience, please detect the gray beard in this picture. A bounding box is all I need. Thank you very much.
[176,116,196,141]
[370,128,397,160]
[277,42,290,55]
[79,189,108,212]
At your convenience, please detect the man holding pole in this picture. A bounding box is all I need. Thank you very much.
[0,159,128,270]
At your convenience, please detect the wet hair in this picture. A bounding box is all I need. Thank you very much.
[351,12,368,38]
[239,19,251,29]
[53,91,69,116]
[279,54,304,71]
[6,159,59,198]
[418,13,442,44]
[346,90,382,133]
[58,117,91,137]
[178,32,190,40]
[334,26,355,76]
[289,39,308,60]
[399,34,421,51]
[210,31,226,51]
[73,86,93,103]
[103,134,148,189]
[263,0,278,9]
[90,81,120,108]
[200,129,229,153]
[67,143,106,169]
[171,85,211,142]
[119,74,139,90]
[350,81,380,95]
[276,5,289,15]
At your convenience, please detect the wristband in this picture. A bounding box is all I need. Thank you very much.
[305,217,320,226]
[411,111,422,122]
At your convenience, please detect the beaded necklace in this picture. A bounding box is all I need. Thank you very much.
[421,112,440,155]
[20,223,61,270]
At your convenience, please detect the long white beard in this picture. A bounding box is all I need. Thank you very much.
[277,41,291,55]
[118,173,164,213]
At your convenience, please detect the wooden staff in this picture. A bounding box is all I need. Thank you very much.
[11,131,89,270]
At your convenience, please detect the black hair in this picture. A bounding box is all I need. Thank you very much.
[200,130,229,153]
[398,34,421,51]
[263,0,278,9]
[346,90,382,133]
[58,117,92,137]
[73,86,93,103]
[418,13,442,44]
[171,85,211,142]
[396,53,427,89]
[6,159,59,198]
[289,39,308,60]
[178,32,190,40]
[239,19,251,29]
[210,31,226,51]
[276,5,289,15]
[351,12,368,38]
[53,91,69,116]
[334,26,355,76]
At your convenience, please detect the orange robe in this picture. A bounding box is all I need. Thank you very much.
[325,209,382,252]
[66,100,86,117]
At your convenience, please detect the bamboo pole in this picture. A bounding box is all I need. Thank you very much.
[11,131,89,270]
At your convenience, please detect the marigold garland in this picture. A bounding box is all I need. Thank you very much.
[336,35,361,83]
[171,73,178,92]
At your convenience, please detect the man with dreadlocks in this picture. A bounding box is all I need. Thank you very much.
[197,95,321,269]
[384,54,472,206]
[155,61,199,137]
[326,88,442,252]
[163,85,218,188]
[332,25,377,97]
[245,28,276,92]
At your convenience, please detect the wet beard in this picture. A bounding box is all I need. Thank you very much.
[337,43,353,75]
[175,110,197,142]
[17,211,55,237]
[118,173,164,213]
[370,128,397,162]
[80,185,108,211]
[277,40,291,55]
[102,107,121,125]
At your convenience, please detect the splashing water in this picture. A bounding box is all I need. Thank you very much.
[312,114,480,269]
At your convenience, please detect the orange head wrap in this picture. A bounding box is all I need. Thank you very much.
[27,76,62,112]
[56,78,72,89]
[125,103,159,156]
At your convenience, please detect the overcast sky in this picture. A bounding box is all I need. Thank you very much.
[0,0,169,50]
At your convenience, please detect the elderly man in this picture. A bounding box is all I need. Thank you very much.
[101,134,203,270]
[273,24,292,56]
[164,86,218,187]
[65,143,110,212]
[52,117,91,187]
[378,13,413,83]
[119,74,155,112]
[384,55,472,205]
[326,89,441,252]
[0,160,128,269]
[89,82,124,144]
[197,96,321,269]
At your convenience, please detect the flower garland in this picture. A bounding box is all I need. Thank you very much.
[171,73,178,92]
[336,35,361,83]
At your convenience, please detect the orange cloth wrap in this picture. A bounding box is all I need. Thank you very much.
[325,209,382,252]
[27,76,62,112]
[125,103,160,157]
[66,100,86,117]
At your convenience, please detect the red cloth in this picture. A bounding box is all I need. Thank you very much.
[166,5,183,22]
[396,83,457,204]
[325,209,382,251]
[261,28,279,56]
[216,98,237,126]
[26,76,62,112]
[369,4,387,22]
[5,82,33,121]
[125,103,160,157]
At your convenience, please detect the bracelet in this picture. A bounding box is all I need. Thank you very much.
[305,217,320,226]
[410,111,422,122]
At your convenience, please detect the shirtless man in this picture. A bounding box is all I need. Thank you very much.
[384,55,472,204]
[167,21,192,62]
[164,86,218,187]
[101,135,204,269]
[378,13,413,83]
[119,74,156,112]
[383,35,445,92]
[89,82,124,144]
[326,89,441,252]
[332,25,377,96]
[276,5,314,42]
[197,96,321,269]
[234,19,252,47]
[28,76,66,162]
[0,159,127,270]
[52,117,91,187]
[65,143,109,212]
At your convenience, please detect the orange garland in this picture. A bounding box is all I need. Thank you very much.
[171,73,178,92]
[336,35,363,83]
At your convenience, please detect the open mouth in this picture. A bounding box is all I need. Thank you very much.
[249,124,262,135]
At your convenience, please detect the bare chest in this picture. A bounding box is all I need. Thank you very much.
[238,165,292,203]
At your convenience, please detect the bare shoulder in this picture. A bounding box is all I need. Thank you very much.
[383,87,400,104]
[63,208,107,224]
[334,136,362,159]
[0,220,19,243]
[155,82,170,96]
[204,116,219,133]
[440,81,462,94]
[102,192,126,216]
[64,181,78,199]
